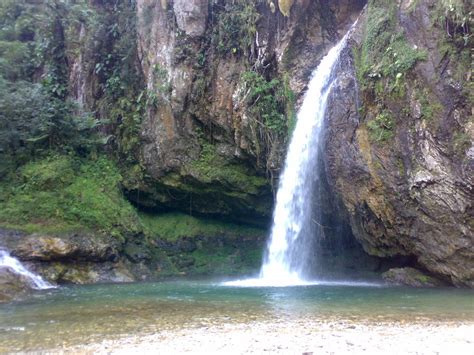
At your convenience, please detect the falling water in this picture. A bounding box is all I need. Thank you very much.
[0,249,55,289]
[224,28,354,287]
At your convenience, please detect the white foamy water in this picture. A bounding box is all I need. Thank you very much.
[0,249,55,289]
[226,28,354,288]
[222,278,382,288]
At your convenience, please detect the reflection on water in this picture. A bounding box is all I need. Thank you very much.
[1,279,473,352]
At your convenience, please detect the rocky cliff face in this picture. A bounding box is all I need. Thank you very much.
[67,0,364,225]
[324,0,473,286]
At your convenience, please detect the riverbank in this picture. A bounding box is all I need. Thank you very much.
[67,318,474,354]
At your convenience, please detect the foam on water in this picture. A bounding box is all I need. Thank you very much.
[221,278,382,288]
[0,249,55,290]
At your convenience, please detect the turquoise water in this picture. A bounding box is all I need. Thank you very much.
[1,279,473,352]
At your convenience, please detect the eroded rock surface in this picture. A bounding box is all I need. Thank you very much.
[324,0,473,286]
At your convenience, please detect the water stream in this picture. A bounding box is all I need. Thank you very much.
[0,250,54,290]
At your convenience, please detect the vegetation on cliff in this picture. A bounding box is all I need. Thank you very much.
[0,155,141,237]
[334,0,473,286]
[0,0,104,177]
[0,0,269,279]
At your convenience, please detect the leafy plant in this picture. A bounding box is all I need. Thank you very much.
[241,71,288,135]
[211,1,259,56]
[367,110,394,142]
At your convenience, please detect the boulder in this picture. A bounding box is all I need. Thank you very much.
[383,267,447,288]
[0,267,32,303]
[13,234,119,262]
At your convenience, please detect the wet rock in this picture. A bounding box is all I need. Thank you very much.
[324,0,473,287]
[124,242,152,263]
[0,228,136,285]
[177,238,197,253]
[0,267,32,303]
[15,236,75,261]
[383,268,446,288]
[12,234,119,262]
[174,255,195,269]
[34,261,135,285]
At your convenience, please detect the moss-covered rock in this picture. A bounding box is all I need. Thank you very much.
[141,212,266,276]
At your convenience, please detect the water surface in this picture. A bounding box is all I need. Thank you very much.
[1,279,473,352]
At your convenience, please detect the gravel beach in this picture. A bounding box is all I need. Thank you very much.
[68,318,474,354]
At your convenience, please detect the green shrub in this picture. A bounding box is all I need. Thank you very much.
[211,1,259,56]
[367,110,394,142]
[241,71,291,135]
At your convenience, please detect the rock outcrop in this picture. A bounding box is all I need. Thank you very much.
[324,0,473,286]
[382,267,447,287]
[0,267,32,303]
[0,225,265,286]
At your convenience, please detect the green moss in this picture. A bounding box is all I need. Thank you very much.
[139,211,265,275]
[188,138,267,194]
[190,249,252,275]
[354,0,427,96]
[415,274,431,283]
[187,238,263,275]
[0,155,141,237]
[396,158,405,177]
[411,86,444,129]
[421,100,443,122]
[139,211,264,241]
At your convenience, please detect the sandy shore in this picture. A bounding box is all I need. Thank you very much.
[66,319,474,354]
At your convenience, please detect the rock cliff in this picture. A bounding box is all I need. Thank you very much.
[324,0,473,286]
[67,0,364,224]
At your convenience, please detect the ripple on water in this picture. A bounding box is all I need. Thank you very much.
[0,280,473,352]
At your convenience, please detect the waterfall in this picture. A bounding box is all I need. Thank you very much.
[259,35,349,285]
[224,28,354,287]
[0,249,55,290]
